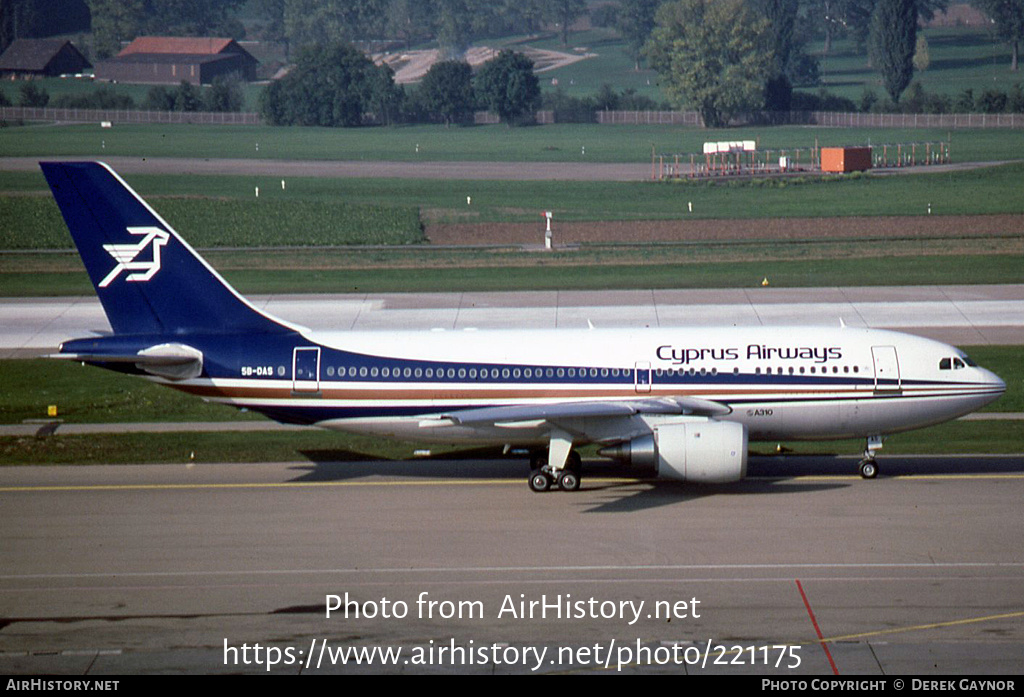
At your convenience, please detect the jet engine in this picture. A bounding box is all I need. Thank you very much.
[600,420,748,483]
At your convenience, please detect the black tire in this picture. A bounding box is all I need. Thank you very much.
[557,470,581,492]
[529,471,551,492]
[859,460,879,479]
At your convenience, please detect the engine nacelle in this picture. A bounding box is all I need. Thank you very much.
[601,421,748,484]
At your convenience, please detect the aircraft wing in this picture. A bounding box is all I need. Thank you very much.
[438,396,731,426]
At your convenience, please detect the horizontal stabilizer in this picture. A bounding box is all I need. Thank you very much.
[50,342,203,381]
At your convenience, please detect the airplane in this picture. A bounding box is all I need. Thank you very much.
[40,161,1006,492]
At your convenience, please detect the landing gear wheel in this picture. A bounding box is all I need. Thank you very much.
[557,469,581,492]
[859,459,879,479]
[528,471,552,492]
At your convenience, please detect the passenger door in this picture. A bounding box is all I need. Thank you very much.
[871,345,901,392]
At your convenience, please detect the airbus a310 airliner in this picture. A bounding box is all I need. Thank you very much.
[40,162,1005,491]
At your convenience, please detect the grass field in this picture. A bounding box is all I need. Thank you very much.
[816,27,1024,102]
[3,249,1023,296]
[3,164,1024,251]
[511,25,1024,104]
[2,420,1021,466]
[3,121,1024,164]
[0,194,423,249]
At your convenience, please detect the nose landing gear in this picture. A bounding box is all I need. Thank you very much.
[858,435,884,479]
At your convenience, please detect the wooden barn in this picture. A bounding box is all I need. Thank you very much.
[95,37,257,85]
[0,39,91,79]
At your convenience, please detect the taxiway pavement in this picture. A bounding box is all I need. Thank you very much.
[2,284,1023,359]
[1,457,1022,674]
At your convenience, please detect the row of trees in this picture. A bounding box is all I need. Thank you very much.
[644,0,944,126]
[259,44,541,127]
[0,77,244,113]
[4,0,1023,129]
[253,0,587,55]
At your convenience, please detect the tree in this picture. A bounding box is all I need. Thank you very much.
[972,0,1024,71]
[545,0,586,46]
[754,0,800,110]
[869,0,917,102]
[18,81,48,107]
[89,0,246,58]
[418,60,475,126]
[617,0,662,70]
[88,0,146,58]
[282,0,387,49]
[174,81,202,112]
[645,0,774,127]
[259,42,398,126]
[433,0,474,55]
[204,75,245,112]
[474,50,540,125]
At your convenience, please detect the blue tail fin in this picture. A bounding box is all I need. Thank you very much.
[41,162,293,336]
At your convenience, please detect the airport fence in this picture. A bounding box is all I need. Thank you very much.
[3,106,1022,129]
[0,106,261,125]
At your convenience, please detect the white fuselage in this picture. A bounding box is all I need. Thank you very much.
[186,325,1006,447]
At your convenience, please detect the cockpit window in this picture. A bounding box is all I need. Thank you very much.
[961,355,978,367]
[939,358,951,370]
[953,357,966,369]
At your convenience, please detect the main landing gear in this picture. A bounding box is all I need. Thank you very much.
[528,449,582,492]
[857,435,884,479]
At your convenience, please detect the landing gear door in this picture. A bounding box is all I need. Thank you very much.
[635,361,652,393]
[871,345,901,392]
[293,347,321,393]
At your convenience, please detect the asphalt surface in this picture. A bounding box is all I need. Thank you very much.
[1,156,1004,182]
[1,457,1022,674]
[0,156,652,181]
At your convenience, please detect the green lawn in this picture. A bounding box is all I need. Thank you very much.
[815,27,1023,102]
[3,419,1021,466]
[3,121,1024,164]
[3,251,1023,296]
[3,163,1024,251]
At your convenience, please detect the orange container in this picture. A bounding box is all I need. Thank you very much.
[821,146,872,173]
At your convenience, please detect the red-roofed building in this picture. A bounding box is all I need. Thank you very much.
[95,37,257,85]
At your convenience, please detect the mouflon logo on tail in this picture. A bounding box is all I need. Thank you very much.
[99,226,170,287]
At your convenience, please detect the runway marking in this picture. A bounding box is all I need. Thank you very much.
[0,479,539,493]
[819,610,1024,644]
[2,473,1024,493]
[796,579,839,675]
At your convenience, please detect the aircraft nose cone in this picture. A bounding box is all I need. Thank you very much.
[992,372,1007,394]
